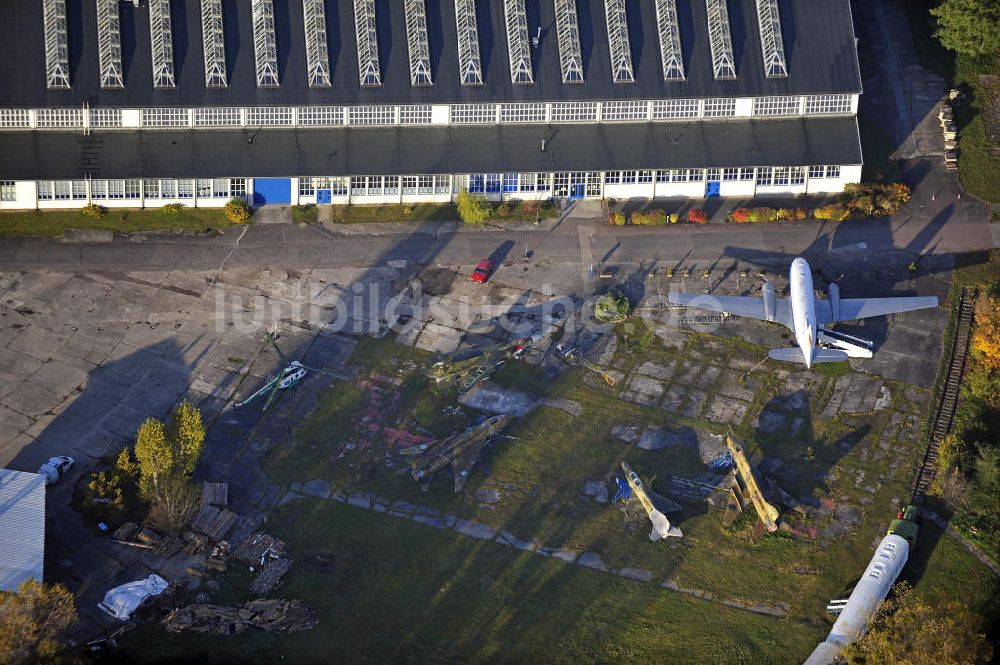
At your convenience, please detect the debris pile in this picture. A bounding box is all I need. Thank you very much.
[162,599,318,635]
[233,532,291,594]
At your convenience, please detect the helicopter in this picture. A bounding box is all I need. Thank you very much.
[234,326,349,412]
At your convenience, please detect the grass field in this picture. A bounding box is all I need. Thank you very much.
[0,207,233,237]
[110,317,1000,664]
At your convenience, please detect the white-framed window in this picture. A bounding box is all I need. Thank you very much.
[399,105,432,124]
[385,176,400,194]
[500,103,547,123]
[601,100,648,121]
[638,170,653,183]
[826,165,841,178]
[789,167,806,185]
[37,181,54,200]
[688,169,704,182]
[434,175,450,193]
[722,167,739,181]
[651,99,700,119]
[740,167,755,180]
[671,169,688,183]
[142,108,190,127]
[213,179,229,198]
[90,109,123,127]
[36,109,85,128]
[0,181,16,201]
[418,175,434,194]
[197,179,213,197]
[703,98,737,117]
[773,167,790,186]
[54,180,71,200]
[348,106,396,125]
[655,170,670,183]
[519,173,536,191]
[586,172,602,197]
[297,106,344,125]
[247,107,293,126]
[350,177,365,194]
[0,110,31,128]
[621,170,638,184]
[230,178,248,198]
[194,108,242,127]
[451,104,497,124]
[756,168,773,186]
[125,179,142,199]
[553,172,569,196]
[144,179,161,198]
[605,171,621,184]
[809,165,825,179]
[753,96,801,116]
[91,180,108,199]
[402,176,417,194]
[706,168,720,181]
[72,180,87,199]
[365,176,383,196]
[299,177,315,196]
[551,102,598,122]
[161,179,178,197]
[536,173,551,192]
[178,179,194,198]
[108,180,125,199]
[804,94,851,115]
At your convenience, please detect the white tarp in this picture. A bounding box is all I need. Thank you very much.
[98,574,169,620]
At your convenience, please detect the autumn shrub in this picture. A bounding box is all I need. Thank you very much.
[776,208,795,221]
[457,189,492,225]
[593,291,630,323]
[729,208,750,223]
[608,211,626,226]
[497,203,511,217]
[81,204,104,219]
[687,208,708,224]
[795,207,809,220]
[631,209,667,226]
[161,203,186,215]
[748,207,778,222]
[971,295,1000,371]
[842,182,911,217]
[224,198,252,224]
[813,204,849,221]
[668,213,679,224]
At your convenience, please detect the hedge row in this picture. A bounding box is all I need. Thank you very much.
[608,208,707,225]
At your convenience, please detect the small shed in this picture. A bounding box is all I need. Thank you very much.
[0,469,47,591]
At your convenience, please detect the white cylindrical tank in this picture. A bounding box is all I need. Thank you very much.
[802,533,910,664]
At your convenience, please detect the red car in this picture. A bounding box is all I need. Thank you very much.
[471,259,493,283]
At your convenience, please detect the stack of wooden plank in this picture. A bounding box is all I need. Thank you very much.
[191,505,239,541]
[202,482,229,508]
[162,599,318,634]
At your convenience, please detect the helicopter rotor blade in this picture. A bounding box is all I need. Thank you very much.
[301,366,350,380]
[265,330,289,363]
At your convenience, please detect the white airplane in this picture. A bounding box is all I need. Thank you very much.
[668,257,938,368]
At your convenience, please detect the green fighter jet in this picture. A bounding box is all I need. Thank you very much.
[425,333,543,393]
[399,414,514,491]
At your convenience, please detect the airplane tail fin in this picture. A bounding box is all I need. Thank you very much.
[768,347,849,363]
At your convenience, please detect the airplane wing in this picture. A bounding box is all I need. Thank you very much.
[669,292,792,327]
[816,296,938,324]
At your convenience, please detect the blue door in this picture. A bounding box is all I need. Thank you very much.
[316,189,332,204]
[253,178,292,205]
[570,183,585,199]
[705,181,721,197]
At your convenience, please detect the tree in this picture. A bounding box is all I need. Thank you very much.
[169,400,205,474]
[931,0,1000,58]
[147,475,202,535]
[0,579,76,665]
[115,447,140,477]
[971,296,1000,371]
[593,292,630,323]
[846,583,992,665]
[134,417,173,496]
[456,189,492,225]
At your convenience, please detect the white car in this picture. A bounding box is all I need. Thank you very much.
[38,455,75,485]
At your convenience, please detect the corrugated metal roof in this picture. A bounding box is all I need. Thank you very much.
[0,0,862,108]
[0,470,47,592]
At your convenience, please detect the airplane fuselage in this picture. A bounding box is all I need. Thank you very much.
[788,258,818,368]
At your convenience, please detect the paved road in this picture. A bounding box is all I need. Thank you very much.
[0,185,993,273]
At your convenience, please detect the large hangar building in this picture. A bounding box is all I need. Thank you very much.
[0,0,862,210]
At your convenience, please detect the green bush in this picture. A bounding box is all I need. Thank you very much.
[813,203,849,221]
[160,203,186,216]
[842,182,911,217]
[593,291,630,323]
[748,207,778,223]
[457,189,492,225]
[224,198,252,224]
[608,211,626,226]
[81,204,104,219]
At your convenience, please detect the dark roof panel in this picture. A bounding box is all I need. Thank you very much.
[0,0,861,107]
[0,117,862,179]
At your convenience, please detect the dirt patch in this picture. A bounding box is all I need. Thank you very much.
[417,267,458,296]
